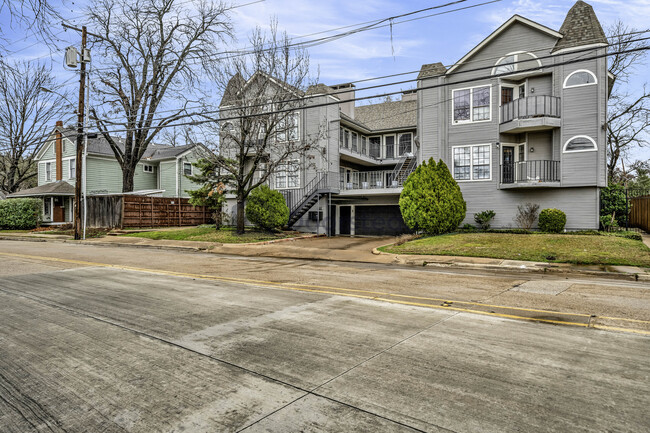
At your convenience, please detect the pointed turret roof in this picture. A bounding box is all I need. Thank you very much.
[553,1,607,53]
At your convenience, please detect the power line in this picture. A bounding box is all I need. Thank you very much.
[89,36,650,127]
[4,44,641,150]
[85,29,650,125]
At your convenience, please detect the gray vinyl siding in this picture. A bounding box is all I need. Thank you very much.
[527,131,552,161]
[418,77,442,162]
[460,185,599,229]
[558,53,604,187]
[527,74,552,96]
[448,22,559,81]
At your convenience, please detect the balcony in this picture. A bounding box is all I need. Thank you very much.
[500,160,561,188]
[500,96,561,134]
[340,170,403,193]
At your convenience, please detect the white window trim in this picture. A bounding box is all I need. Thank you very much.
[451,144,493,182]
[397,132,413,156]
[451,85,492,125]
[563,135,598,153]
[492,51,543,76]
[69,158,76,179]
[183,162,193,176]
[276,112,300,143]
[383,134,397,158]
[45,162,52,181]
[143,164,154,173]
[563,69,598,89]
[274,159,301,190]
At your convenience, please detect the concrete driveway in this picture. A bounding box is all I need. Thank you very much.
[0,241,648,432]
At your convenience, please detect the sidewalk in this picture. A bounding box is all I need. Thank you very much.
[84,234,650,281]
[2,231,648,281]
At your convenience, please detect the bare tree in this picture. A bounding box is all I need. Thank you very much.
[87,0,232,192]
[0,0,62,46]
[203,23,320,234]
[0,60,71,194]
[606,21,650,181]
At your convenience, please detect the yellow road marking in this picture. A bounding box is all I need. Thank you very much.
[2,251,649,336]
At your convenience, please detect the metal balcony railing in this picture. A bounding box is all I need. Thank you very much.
[500,96,561,124]
[500,160,560,184]
[340,170,404,190]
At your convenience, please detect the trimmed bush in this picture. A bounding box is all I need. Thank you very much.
[0,198,42,229]
[245,185,289,231]
[474,210,496,230]
[399,158,466,235]
[538,208,566,233]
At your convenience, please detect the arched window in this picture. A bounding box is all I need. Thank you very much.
[563,70,597,88]
[563,135,597,153]
[492,51,542,75]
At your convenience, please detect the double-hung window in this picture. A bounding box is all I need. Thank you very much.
[183,162,193,176]
[277,113,299,142]
[274,160,300,189]
[452,86,491,123]
[45,162,52,181]
[453,144,491,181]
[69,158,76,179]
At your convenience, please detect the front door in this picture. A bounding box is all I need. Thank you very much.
[502,146,515,183]
[52,196,65,222]
[339,206,351,235]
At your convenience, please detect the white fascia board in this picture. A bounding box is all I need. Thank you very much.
[553,43,608,55]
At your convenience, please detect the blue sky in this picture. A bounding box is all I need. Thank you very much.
[1,0,648,160]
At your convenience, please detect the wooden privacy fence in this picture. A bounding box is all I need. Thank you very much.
[629,195,650,233]
[85,195,211,228]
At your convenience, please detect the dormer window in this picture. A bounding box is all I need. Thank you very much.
[564,70,597,88]
[492,51,542,76]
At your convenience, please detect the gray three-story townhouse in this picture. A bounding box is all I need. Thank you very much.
[223,0,609,235]
[8,122,205,224]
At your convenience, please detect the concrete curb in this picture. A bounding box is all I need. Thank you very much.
[2,234,647,282]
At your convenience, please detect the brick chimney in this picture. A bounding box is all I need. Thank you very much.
[55,121,63,181]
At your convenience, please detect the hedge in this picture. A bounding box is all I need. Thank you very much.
[0,198,42,229]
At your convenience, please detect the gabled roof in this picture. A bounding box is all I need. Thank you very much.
[7,181,75,197]
[418,62,447,80]
[446,15,563,74]
[552,1,607,53]
[354,99,417,131]
[220,71,305,107]
[38,127,199,162]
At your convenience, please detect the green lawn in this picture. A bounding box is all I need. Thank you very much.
[122,226,296,243]
[381,233,650,267]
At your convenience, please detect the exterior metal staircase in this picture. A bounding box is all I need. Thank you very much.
[391,153,417,185]
[282,172,331,227]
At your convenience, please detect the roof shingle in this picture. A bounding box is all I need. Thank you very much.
[553,1,607,53]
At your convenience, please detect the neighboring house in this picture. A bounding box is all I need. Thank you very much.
[7,122,205,224]
[227,0,609,234]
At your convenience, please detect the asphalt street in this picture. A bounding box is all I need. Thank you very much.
[0,240,648,432]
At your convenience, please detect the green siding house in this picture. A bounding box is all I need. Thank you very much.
[8,125,206,224]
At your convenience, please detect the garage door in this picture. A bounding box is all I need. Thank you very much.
[355,205,412,236]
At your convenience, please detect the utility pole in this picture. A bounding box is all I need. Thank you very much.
[64,23,101,239]
[73,26,87,240]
